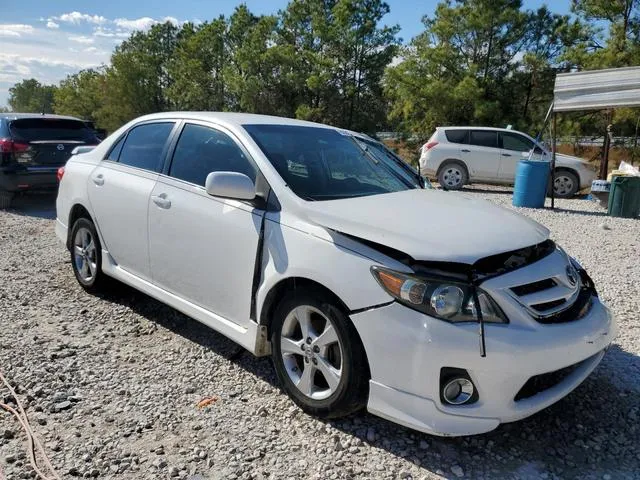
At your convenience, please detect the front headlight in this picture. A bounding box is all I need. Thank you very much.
[371,266,508,323]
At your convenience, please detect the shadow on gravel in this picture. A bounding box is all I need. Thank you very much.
[95,284,639,479]
[5,192,57,220]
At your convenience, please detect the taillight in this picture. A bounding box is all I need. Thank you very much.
[57,166,65,182]
[423,141,439,152]
[0,138,29,153]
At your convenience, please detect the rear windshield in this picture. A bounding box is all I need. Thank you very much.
[9,118,98,143]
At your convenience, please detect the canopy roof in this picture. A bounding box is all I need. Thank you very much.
[553,66,640,112]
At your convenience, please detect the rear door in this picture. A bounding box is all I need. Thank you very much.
[87,121,177,282]
[8,118,100,167]
[467,130,500,180]
[498,131,543,181]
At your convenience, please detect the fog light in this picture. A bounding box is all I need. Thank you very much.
[442,377,475,405]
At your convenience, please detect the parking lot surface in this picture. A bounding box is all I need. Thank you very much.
[0,189,639,479]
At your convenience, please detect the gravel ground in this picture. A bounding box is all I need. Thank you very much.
[0,189,639,480]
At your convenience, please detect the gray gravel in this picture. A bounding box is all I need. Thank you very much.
[1,189,639,480]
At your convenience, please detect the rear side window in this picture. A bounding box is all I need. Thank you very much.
[118,122,174,172]
[445,129,468,144]
[9,118,98,143]
[501,132,534,152]
[169,123,256,186]
[469,131,498,148]
[106,135,126,161]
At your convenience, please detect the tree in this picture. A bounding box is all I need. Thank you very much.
[166,20,228,111]
[54,68,107,122]
[8,79,56,113]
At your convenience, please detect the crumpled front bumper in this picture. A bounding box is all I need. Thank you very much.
[350,296,616,436]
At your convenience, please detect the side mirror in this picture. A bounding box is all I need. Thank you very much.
[521,150,531,158]
[205,171,255,200]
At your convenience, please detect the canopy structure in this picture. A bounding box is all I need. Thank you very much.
[547,66,640,208]
[553,66,640,113]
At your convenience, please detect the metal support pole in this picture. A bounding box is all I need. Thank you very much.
[600,123,612,180]
[551,112,557,209]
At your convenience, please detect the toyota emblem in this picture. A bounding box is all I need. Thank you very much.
[566,265,578,287]
[57,144,65,151]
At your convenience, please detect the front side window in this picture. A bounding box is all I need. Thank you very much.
[118,122,174,172]
[169,123,256,186]
[501,132,534,152]
[244,124,413,201]
[469,131,498,148]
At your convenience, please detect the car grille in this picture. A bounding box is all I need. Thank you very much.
[514,361,581,401]
[514,352,599,401]
[506,257,595,322]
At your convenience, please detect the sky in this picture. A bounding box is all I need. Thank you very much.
[0,0,572,107]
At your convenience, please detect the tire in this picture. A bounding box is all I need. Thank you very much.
[552,170,579,198]
[271,289,369,419]
[69,217,109,292]
[0,191,14,209]
[438,161,468,190]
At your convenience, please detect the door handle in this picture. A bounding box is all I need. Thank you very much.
[461,149,470,153]
[92,174,104,186]
[502,153,512,157]
[152,194,171,209]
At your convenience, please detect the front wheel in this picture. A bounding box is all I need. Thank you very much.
[271,290,369,419]
[70,217,109,292]
[552,170,579,198]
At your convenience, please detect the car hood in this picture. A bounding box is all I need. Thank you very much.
[556,153,588,167]
[303,189,549,264]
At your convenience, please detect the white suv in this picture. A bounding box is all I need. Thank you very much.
[420,127,597,197]
[56,112,615,436]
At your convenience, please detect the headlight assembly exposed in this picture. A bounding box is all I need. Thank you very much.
[371,266,508,324]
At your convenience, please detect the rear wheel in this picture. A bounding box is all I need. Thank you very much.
[271,289,368,418]
[70,217,109,292]
[553,170,579,198]
[0,191,14,209]
[438,162,468,190]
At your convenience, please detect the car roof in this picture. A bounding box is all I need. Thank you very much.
[0,113,85,122]
[133,111,340,130]
[438,126,529,135]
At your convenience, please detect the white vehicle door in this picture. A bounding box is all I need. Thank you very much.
[498,131,546,181]
[467,130,501,180]
[87,121,176,282]
[148,122,264,326]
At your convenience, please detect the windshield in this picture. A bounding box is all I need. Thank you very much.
[244,124,415,201]
[353,136,431,189]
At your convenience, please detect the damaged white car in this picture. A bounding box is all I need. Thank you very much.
[56,113,616,436]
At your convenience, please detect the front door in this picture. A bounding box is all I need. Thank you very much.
[87,121,176,281]
[148,122,263,326]
[498,131,544,181]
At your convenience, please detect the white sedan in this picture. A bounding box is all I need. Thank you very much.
[56,112,616,436]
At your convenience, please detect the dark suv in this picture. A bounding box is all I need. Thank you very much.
[0,113,101,208]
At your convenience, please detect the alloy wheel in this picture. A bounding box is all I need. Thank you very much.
[73,227,97,283]
[280,305,343,400]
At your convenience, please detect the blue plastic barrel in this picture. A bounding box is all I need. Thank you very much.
[512,160,550,208]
